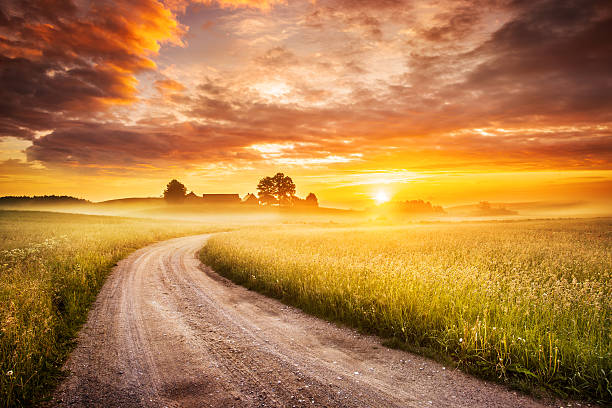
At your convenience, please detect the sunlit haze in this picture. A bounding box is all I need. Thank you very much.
[1,0,611,213]
[374,190,391,205]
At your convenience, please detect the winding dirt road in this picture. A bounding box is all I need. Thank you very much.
[51,234,557,407]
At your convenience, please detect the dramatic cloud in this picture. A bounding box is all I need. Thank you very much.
[1,0,611,204]
[453,0,612,123]
[166,0,287,13]
[0,0,184,138]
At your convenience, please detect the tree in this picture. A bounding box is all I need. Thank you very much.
[257,173,296,206]
[272,172,296,205]
[305,192,318,207]
[257,177,277,205]
[163,179,187,204]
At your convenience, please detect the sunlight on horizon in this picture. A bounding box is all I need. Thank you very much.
[0,0,610,213]
[374,190,391,205]
[1,1,611,404]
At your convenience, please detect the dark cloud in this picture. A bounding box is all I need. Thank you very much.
[346,13,383,40]
[254,46,297,67]
[393,0,612,131]
[23,115,369,169]
[2,0,611,174]
[25,121,254,166]
[323,0,406,9]
[420,5,483,42]
[0,0,183,137]
[0,55,139,138]
[457,0,612,121]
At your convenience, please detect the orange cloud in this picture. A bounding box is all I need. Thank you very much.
[155,78,187,94]
[165,0,287,13]
[0,0,185,138]
[2,0,611,209]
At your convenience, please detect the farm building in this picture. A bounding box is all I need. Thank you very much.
[202,194,241,204]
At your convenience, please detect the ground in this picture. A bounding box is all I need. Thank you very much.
[50,234,566,408]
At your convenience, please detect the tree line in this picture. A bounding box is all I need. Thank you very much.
[163,173,318,207]
[0,195,90,206]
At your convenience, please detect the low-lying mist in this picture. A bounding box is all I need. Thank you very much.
[0,196,609,226]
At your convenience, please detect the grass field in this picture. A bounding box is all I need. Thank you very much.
[201,219,611,402]
[0,210,226,407]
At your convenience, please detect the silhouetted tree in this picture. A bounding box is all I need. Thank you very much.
[0,195,90,207]
[305,192,318,207]
[273,173,296,205]
[257,173,296,206]
[257,177,277,205]
[400,200,445,213]
[163,179,187,204]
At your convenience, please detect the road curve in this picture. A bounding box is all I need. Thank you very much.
[51,234,554,408]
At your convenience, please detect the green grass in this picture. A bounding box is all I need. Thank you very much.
[0,210,225,407]
[200,219,611,403]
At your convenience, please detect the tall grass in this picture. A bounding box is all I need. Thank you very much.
[0,210,223,406]
[201,219,611,402]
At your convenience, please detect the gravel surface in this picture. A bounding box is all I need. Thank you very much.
[50,234,561,407]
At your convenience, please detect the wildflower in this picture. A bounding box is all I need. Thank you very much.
[6,370,13,376]
[459,338,463,343]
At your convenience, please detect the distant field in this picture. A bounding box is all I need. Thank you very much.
[201,219,611,402]
[0,211,225,407]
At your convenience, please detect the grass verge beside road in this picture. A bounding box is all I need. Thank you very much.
[0,210,225,406]
[201,219,611,403]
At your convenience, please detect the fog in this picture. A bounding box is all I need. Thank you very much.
[1,198,609,227]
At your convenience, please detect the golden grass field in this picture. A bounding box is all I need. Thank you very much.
[0,211,225,406]
[201,219,611,402]
[1,210,610,405]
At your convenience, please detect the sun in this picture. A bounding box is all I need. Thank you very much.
[374,190,390,205]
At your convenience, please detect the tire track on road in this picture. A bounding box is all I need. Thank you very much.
[51,234,556,408]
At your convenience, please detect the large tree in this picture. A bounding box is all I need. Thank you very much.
[257,173,296,206]
[163,179,187,204]
[256,177,277,205]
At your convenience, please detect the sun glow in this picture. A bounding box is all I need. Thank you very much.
[252,81,292,101]
[374,190,390,205]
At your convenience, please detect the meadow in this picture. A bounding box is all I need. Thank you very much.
[201,218,611,402]
[0,210,225,407]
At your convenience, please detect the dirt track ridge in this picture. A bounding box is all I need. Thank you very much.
[51,234,555,407]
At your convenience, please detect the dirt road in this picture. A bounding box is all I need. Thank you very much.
[51,234,556,407]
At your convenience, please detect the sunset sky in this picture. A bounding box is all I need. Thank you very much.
[1,0,611,209]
